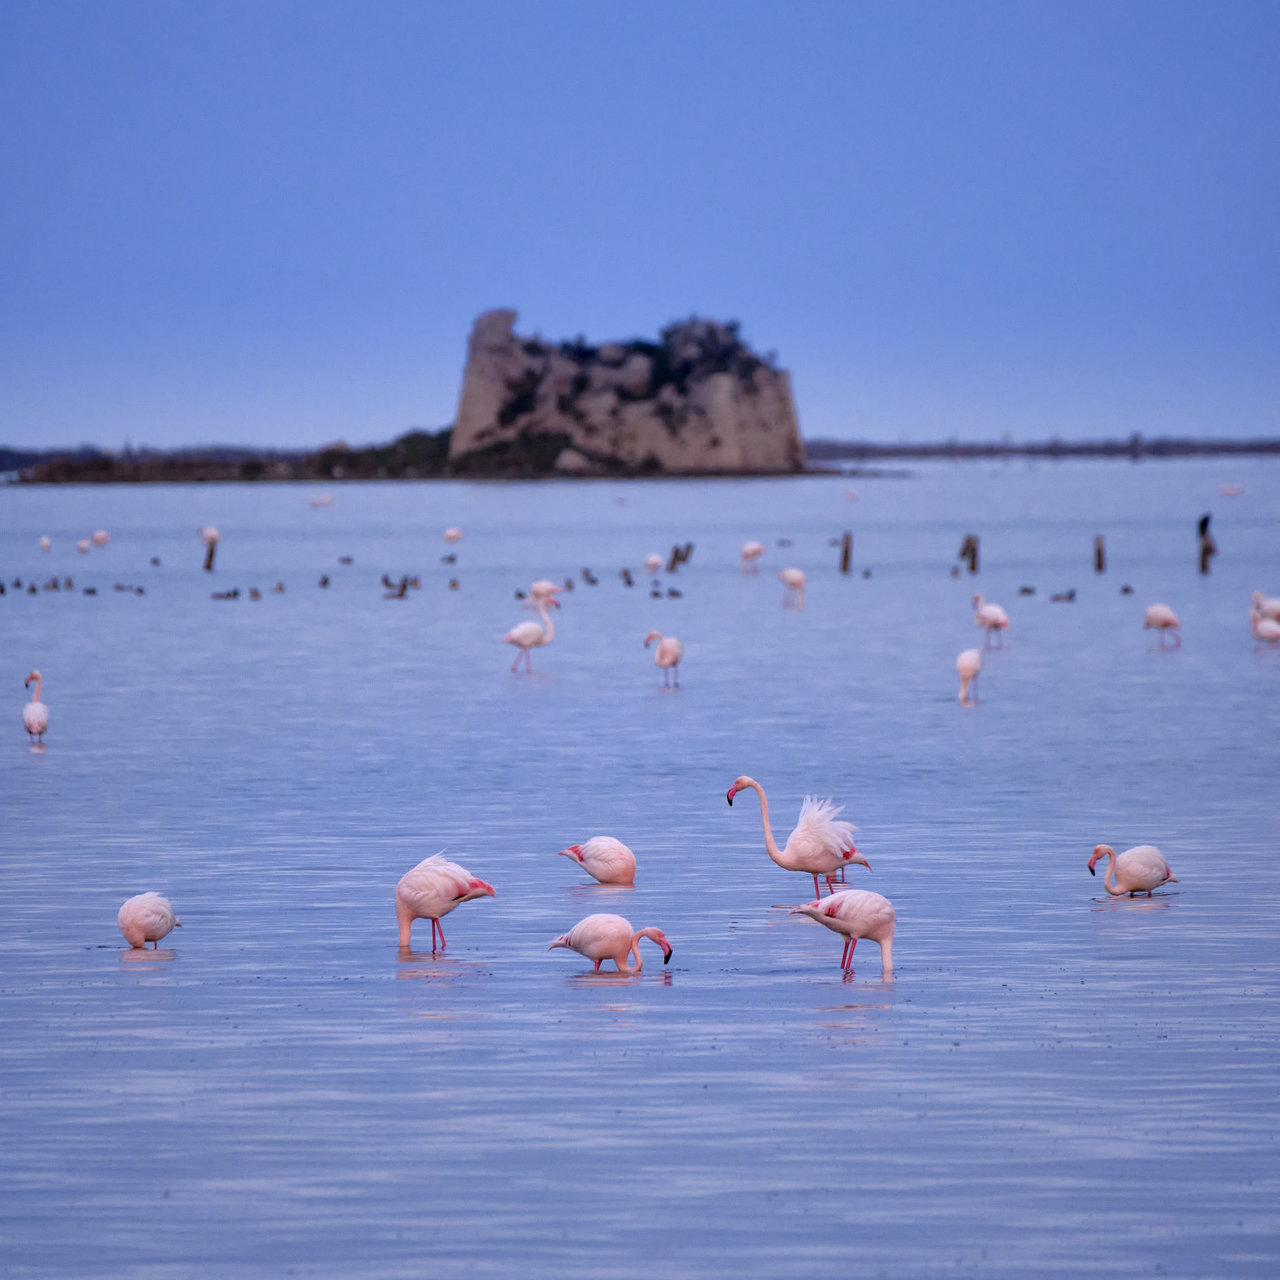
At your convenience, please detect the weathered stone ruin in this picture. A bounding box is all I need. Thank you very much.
[448,310,805,475]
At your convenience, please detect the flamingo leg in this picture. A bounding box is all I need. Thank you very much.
[525,649,533,672]
[510,652,521,672]
[812,873,822,898]
[843,937,857,969]
[593,959,602,972]
[673,668,679,688]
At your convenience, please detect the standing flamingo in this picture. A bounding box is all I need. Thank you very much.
[1144,603,1181,649]
[956,648,983,704]
[504,596,559,671]
[443,527,463,543]
[726,775,870,896]
[741,541,765,574]
[644,553,664,576]
[555,837,637,886]
[972,594,1009,647]
[644,631,683,687]
[790,890,895,974]
[779,567,805,610]
[118,892,181,949]
[547,914,672,972]
[395,854,496,950]
[1250,591,1280,622]
[22,671,49,745]
[1088,844,1178,896]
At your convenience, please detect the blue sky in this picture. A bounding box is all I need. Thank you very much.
[2,0,1277,449]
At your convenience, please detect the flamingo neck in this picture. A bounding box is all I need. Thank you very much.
[539,600,555,643]
[29,675,42,703]
[1099,849,1121,895]
[627,928,663,972]
[746,781,785,865]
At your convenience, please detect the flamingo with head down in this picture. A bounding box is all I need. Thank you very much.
[1252,605,1280,646]
[395,854,496,950]
[779,568,805,610]
[972,595,1009,647]
[1250,591,1280,622]
[741,541,765,574]
[118,892,181,949]
[790,889,895,974]
[1144,604,1181,648]
[548,913,672,972]
[556,837,636,886]
[1088,844,1178,896]
[727,775,870,896]
[956,648,982,704]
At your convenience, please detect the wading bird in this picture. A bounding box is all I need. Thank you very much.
[726,775,870,896]
[644,631,683,687]
[395,854,495,951]
[22,671,49,745]
[741,540,765,574]
[956,648,982,704]
[118,893,181,949]
[555,837,637,886]
[504,596,559,672]
[1144,604,1181,649]
[547,914,672,972]
[972,594,1010,647]
[790,890,895,974]
[1088,844,1178,896]
[779,567,805,610]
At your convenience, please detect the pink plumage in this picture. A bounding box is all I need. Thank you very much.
[395,854,496,950]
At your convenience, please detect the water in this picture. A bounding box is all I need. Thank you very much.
[1,460,1278,1277]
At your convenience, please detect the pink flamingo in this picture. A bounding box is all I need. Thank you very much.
[790,889,895,973]
[529,579,561,605]
[741,540,765,574]
[1250,591,1280,622]
[779,567,805,609]
[504,596,559,671]
[1144,603,1181,649]
[972,594,1009,647]
[118,892,181,949]
[556,837,637,886]
[727,775,870,896]
[1088,844,1178,896]
[22,671,49,744]
[547,913,672,972]
[644,630,683,687]
[1252,606,1280,646]
[956,648,982,704]
[395,854,496,950]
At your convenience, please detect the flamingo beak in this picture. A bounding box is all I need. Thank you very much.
[726,786,737,806]
[663,945,673,965]
[1089,864,1096,876]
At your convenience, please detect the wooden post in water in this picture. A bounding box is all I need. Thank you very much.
[959,535,979,573]
[1093,535,1106,573]
[1198,514,1217,575]
[839,531,852,574]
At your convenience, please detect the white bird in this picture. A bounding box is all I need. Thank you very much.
[790,890,895,974]
[118,892,181,949]
[504,596,559,672]
[1144,603,1181,648]
[395,854,496,950]
[1088,844,1178,897]
[956,648,983,704]
[1250,592,1280,622]
[644,553,664,576]
[644,630,683,687]
[740,540,765,574]
[1251,606,1280,646]
[547,913,672,972]
[779,567,805,610]
[727,775,870,897]
[39,536,51,551]
[443,527,463,543]
[972,594,1009,647]
[23,670,49,744]
[555,837,637,886]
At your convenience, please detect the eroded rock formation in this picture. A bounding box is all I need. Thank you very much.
[449,310,804,475]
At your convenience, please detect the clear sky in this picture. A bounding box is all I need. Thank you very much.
[2,0,1277,450]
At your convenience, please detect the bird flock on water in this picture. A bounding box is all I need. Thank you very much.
[18,504,1272,968]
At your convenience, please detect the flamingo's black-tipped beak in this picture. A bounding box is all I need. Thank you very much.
[663,947,673,965]
[726,787,736,806]
[1089,865,1096,876]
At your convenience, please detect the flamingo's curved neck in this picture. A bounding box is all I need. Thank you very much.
[28,674,41,703]
[746,781,785,865]
[539,599,555,643]
[627,928,663,972]
[1099,849,1120,895]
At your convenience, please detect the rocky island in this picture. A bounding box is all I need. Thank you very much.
[448,310,805,475]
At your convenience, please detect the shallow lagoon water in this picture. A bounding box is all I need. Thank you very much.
[1,460,1278,1277]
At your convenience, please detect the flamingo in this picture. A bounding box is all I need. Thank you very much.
[1250,592,1280,622]
[504,596,559,672]
[972,594,1009,647]
[1144,603,1181,649]
[23,671,49,745]
[91,530,110,546]
[956,648,982,704]
[790,890,895,973]
[547,914,672,972]
[76,538,90,554]
[741,540,765,574]
[118,892,181,949]
[555,837,637,886]
[395,854,496,950]
[779,567,805,610]
[644,631,683,687]
[1252,606,1280,646]
[528,579,561,608]
[443,527,463,543]
[644,553,663,576]
[39,536,51,551]
[726,775,870,896]
[1088,844,1178,896]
